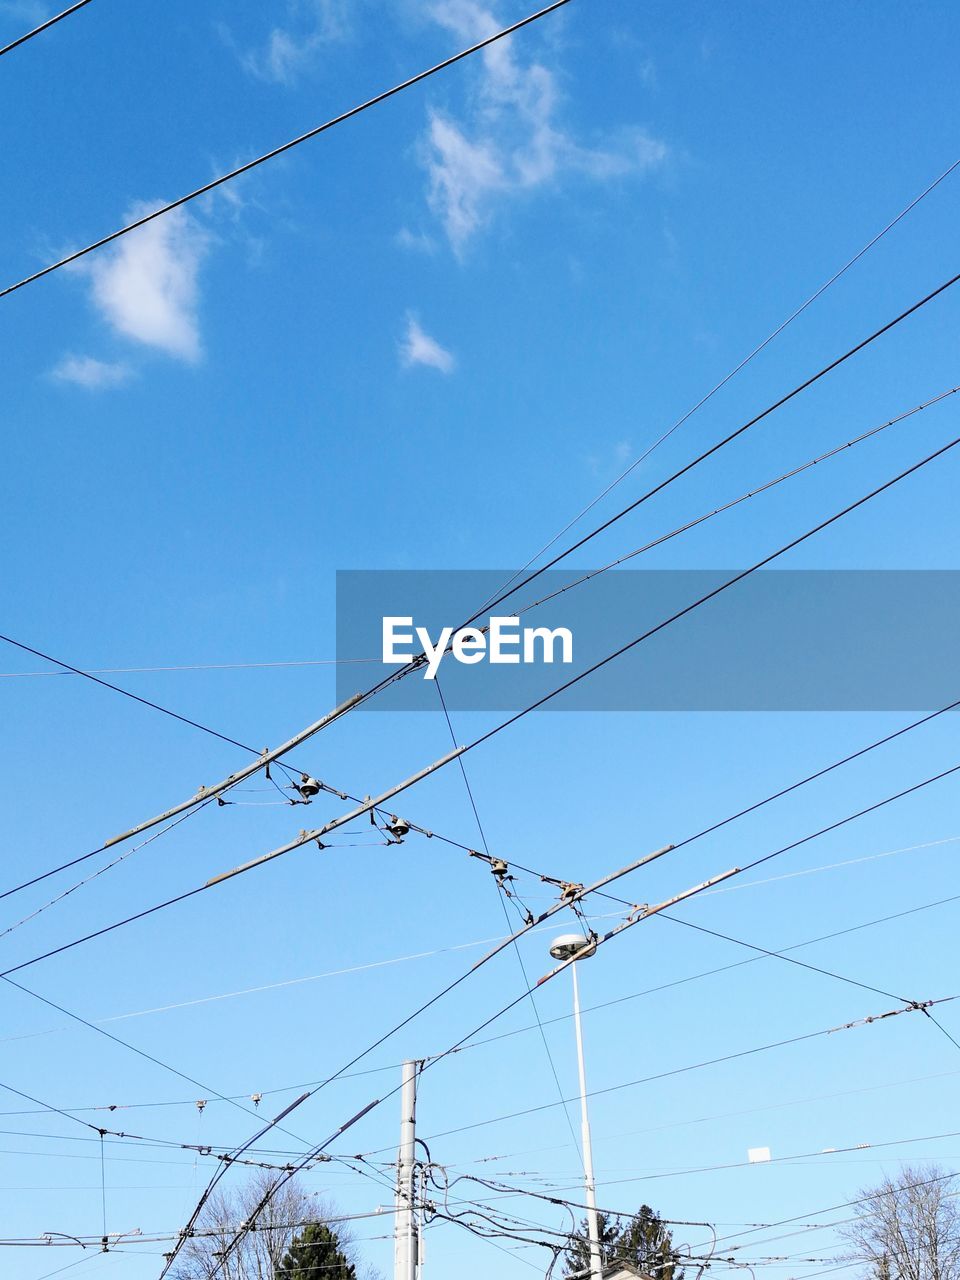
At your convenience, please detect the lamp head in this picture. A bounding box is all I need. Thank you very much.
[549,932,596,962]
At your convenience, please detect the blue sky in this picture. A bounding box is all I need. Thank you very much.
[2,1,960,1278]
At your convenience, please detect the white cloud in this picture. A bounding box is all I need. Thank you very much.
[0,2,47,21]
[399,314,455,373]
[424,113,506,252]
[395,226,438,254]
[419,0,667,251]
[586,439,635,476]
[79,203,209,362]
[50,355,132,390]
[241,0,346,85]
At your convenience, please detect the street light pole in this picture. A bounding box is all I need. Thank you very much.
[571,958,603,1280]
[550,933,603,1280]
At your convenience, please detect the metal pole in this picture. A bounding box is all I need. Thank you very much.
[572,962,603,1280]
[394,1060,418,1280]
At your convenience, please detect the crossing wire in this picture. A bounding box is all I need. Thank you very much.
[0,0,93,59]
[0,0,572,299]
[416,996,956,1143]
[434,675,588,1175]
[490,153,960,596]
[2,882,956,1125]
[4,261,957,864]
[5,424,960,982]
[2,375,956,921]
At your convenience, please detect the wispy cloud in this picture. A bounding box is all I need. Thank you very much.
[395,226,438,254]
[399,313,455,373]
[0,2,48,22]
[417,0,667,252]
[239,0,347,85]
[77,203,210,362]
[586,439,634,476]
[50,355,132,390]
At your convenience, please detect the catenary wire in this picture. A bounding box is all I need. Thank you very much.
[0,657,379,677]
[415,996,955,1143]
[467,431,960,752]
[650,912,910,1003]
[28,419,953,935]
[0,0,572,300]
[0,0,94,58]
[461,1126,960,1200]
[155,847,687,1280]
[6,881,957,1127]
[9,264,957,917]
[513,384,960,618]
[7,746,960,1174]
[704,1168,960,1251]
[0,849,950,1073]
[193,862,730,1275]
[0,972,323,1157]
[435,674,586,1171]
[5,374,954,926]
[7,416,960,980]
[2,832,953,1060]
[1,768,947,1187]
[375,268,960,688]
[7,454,960,1199]
[0,799,216,943]
[353,910,960,1152]
[488,155,960,599]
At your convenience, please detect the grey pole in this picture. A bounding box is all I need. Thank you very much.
[394,1060,419,1280]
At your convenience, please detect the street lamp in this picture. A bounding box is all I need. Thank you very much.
[550,932,602,1280]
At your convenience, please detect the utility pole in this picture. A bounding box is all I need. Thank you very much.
[394,1059,419,1280]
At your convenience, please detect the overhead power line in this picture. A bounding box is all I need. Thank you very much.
[0,631,258,754]
[152,852,684,1273]
[492,154,960,595]
[515,384,960,618]
[6,880,956,1123]
[4,261,956,881]
[706,1168,960,1251]
[0,657,379,677]
[0,0,94,59]
[6,415,960,977]
[85,426,959,911]
[457,271,960,640]
[435,675,587,1168]
[465,430,960,746]
[3,373,954,925]
[438,1123,960,1214]
[653,911,910,1004]
[201,866,736,1276]
[1,436,955,1186]
[349,891,960,1158]
[0,0,572,300]
[418,995,955,1143]
[0,967,317,1155]
[229,266,960,735]
[213,874,950,1270]
[203,863,937,1273]
[156,1091,311,1280]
